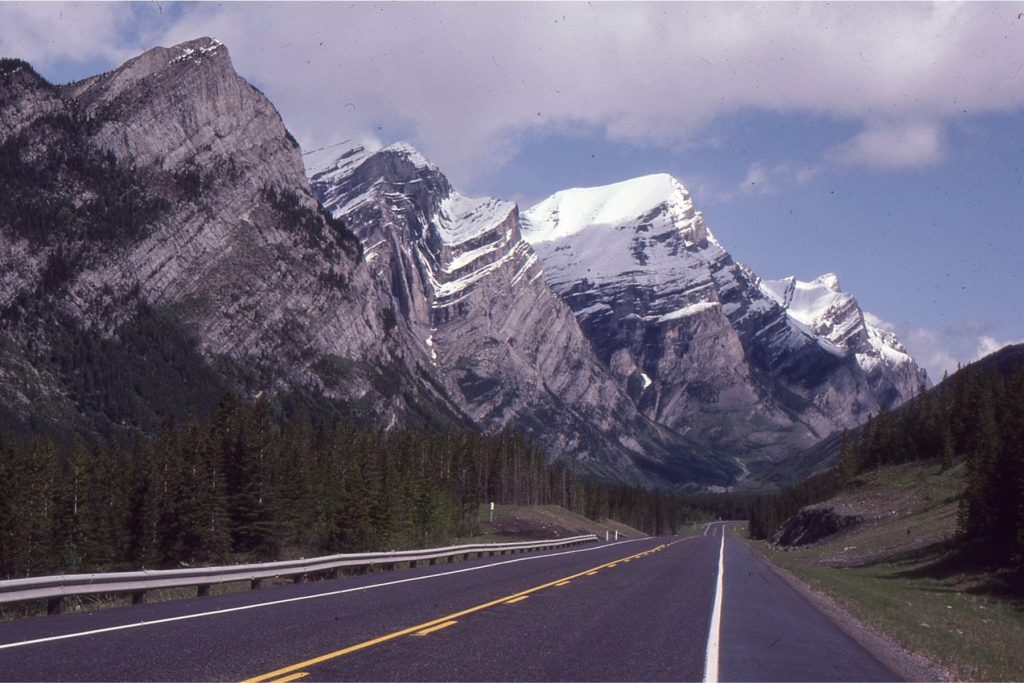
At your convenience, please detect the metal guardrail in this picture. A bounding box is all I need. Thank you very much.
[0,534,599,615]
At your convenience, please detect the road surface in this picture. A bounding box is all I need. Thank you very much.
[0,523,898,681]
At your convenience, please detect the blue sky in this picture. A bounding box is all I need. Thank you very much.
[2,1,1023,379]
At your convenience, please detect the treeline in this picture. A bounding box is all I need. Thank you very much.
[746,470,843,541]
[0,395,704,579]
[749,355,1024,572]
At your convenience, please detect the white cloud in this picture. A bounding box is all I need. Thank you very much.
[830,120,945,169]
[903,322,1023,381]
[0,4,140,73]
[151,2,1024,186]
[863,311,895,333]
[6,3,1024,186]
[739,162,822,196]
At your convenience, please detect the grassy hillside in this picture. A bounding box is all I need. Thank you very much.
[748,461,1024,681]
[458,504,649,544]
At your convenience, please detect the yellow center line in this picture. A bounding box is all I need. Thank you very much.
[412,620,458,636]
[554,580,571,586]
[503,595,529,605]
[266,673,308,683]
[241,541,678,683]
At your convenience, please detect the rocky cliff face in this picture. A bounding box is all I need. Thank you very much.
[309,144,734,487]
[759,274,930,407]
[0,39,402,435]
[520,175,929,478]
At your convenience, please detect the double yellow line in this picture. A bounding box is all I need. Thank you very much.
[244,541,678,683]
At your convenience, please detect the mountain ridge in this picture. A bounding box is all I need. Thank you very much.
[0,37,930,491]
[519,172,929,486]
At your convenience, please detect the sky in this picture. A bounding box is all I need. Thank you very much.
[2,1,1023,381]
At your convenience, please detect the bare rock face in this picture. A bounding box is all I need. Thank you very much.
[0,39,402,434]
[310,144,735,487]
[771,505,863,546]
[0,60,64,139]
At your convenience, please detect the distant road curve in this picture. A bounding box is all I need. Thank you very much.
[0,525,899,681]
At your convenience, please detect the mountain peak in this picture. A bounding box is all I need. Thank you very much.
[522,173,701,245]
[379,142,439,172]
[814,272,842,292]
[167,37,226,64]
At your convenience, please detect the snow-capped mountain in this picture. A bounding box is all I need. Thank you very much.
[0,36,930,491]
[760,274,929,405]
[522,174,929,472]
[309,144,733,487]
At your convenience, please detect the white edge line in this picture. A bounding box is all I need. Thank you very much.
[703,525,726,683]
[0,538,653,651]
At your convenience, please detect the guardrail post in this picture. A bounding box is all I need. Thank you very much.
[293,574,306,584]
[429,557,437,566]
[383,562,395,572]
[250,578,262,590]
[132,591,146,605]
[197,584,211,598]
[46,596,64,616]
[331,568,343,580]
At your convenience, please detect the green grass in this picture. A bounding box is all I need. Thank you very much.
[676,522,710,538]
[456,503,649,545]
[744,461,1024,681]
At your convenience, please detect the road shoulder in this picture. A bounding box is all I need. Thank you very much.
[738,535,952,682]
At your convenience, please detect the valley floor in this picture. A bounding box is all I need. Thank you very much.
[743,461,1024,681]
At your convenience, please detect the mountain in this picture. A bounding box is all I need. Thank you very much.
[308,142,734,487]
[520,174,928,484]
[0,37,929,492]
[0,39,731,488]
[759,273,929,407]
[0,39,395,438]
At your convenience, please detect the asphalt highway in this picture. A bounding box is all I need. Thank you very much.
[0,524,899,681]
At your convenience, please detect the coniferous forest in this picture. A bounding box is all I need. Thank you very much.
[748,346,1024,575]
[0,394,710,579]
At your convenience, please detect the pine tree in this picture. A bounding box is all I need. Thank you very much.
[838,430,859,480]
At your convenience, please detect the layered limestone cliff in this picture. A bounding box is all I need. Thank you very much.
[310,144,734,487]
[0,39,400,430]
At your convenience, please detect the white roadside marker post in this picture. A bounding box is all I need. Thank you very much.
[489,501,494,523]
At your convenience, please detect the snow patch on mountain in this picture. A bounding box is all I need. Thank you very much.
[862,312,915,369]
[761,274,916,372]
[525,174,704,244]
[655,301,719,322]
[436,193,516,247]
[168,38,223,65]
[302,140,375,177]
[521,173,722,306]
